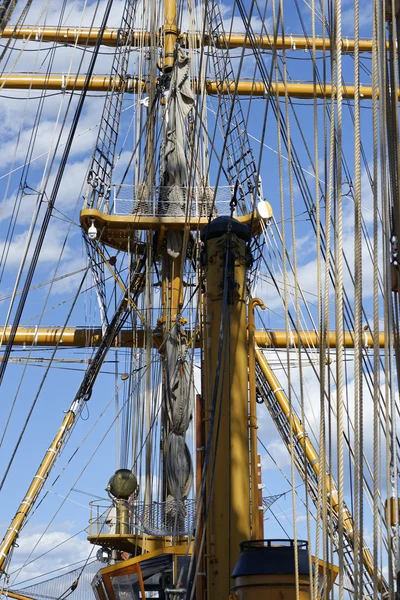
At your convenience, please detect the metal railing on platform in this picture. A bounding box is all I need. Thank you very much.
[89,493,284,538]
[85,184,234,218]
[88,501,119,535]
[88,499,196,537]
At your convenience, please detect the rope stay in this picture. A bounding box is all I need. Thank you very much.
[84,238,109,336]
[255,354,388,597]
[204,0,261,214]
[0,250,146,575]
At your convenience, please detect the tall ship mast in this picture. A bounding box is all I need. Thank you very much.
[0,0,399,598]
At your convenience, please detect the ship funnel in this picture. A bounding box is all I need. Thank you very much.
[231,539,311,600]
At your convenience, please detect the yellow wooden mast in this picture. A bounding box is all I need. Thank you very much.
[160,0,183,330]
[201,219,252,600]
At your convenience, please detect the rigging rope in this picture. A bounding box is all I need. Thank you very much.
[353,0,364,592]
[0,0,115,387]
[372,6,380,598]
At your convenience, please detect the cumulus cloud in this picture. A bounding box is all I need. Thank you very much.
[8,524,92,586]
[0,220,80,268]
[255,160,385,321]
[261,439,292,470]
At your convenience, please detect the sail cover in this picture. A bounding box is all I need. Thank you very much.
[162,48,194,217]
[164,322,194,519]
[161,48,195,524]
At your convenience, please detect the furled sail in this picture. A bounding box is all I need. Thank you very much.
[164,322,194,514]
[161,48,194,219]
[162,49,194,524]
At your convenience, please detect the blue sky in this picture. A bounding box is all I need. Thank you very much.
[0,0,395,592]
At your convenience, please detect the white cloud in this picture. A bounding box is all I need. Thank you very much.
[342,2,373,34]
[256,162,385,316]
[0,221,80,269]
[220,2,271,34]
[0,114,99,172]
[261,439,292,470]
[49,254,88,296]
[8,524,92,585]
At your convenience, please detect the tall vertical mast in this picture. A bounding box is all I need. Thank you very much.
[161,0,182,330]
[164,0,178,71]
[201,218,252,600]
[160,0,195,529]
[161,0,180,330]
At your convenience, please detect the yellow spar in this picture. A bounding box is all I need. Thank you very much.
[0,326,386,348]
[1,26,381,53]
[0,74,394,100]
[0,405,78,573]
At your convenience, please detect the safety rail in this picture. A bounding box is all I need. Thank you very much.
[88,499,195,537]
[88,501,129,536]
[84,184,234,217]
[89,495,281,538]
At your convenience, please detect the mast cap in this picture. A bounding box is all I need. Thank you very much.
[200,216,251,243]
